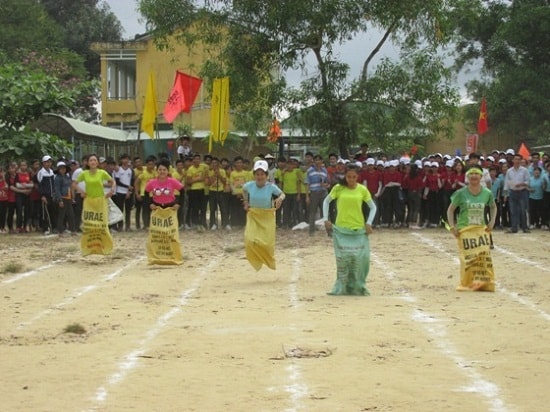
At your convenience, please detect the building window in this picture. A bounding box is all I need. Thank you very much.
[106,58,136,100]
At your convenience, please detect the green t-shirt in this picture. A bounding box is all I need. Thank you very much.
[330,184,372,230]
[77,169,112,198]
[450,186,495,229]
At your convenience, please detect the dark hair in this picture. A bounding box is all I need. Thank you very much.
[157,158,171,170]
[145,155,157,163]
[119,153,129,160]
[338,164,359,187]
[233,156,243,162]
[313,154,323,161]
[409,164,419,179]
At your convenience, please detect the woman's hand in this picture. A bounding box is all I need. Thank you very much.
[324,220,333,237]
[365,223,373,235]
[274,197,283,209]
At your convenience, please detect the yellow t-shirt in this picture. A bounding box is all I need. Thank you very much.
[229,169,252,195]
[138,168,157,196]
[281,169,301,194]
[171,169,186,196]
[208,168,228,192]
[187,164,207,190]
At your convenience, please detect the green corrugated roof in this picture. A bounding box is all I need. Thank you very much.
[32,114,129,142]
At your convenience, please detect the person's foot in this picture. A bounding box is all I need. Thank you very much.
[210,224,217,231]
[505,229,517,234]
[523,229,530,233]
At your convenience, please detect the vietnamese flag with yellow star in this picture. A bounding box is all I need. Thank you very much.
[477,97,488,135]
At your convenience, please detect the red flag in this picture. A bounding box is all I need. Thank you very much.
[477,97,488,135]
[163,71,203,123]
[518,142,530,159]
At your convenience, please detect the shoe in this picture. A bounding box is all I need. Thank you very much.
[43,230,51,236]
[523,229,530,233]
[529,225,535,230]
[225,224,232,230]
[184,224,191,230]
[178,225,184,231]
[505,229,517,234]
[210,224,217,231]
[429,224,438,228]
[197,225,204,232]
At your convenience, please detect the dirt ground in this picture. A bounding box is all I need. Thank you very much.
[0,226,549,412]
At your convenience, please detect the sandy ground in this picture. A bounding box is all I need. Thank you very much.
[0,226,549,412]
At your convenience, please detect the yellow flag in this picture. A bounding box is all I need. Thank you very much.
[210,77,230,152]
[141,71,158,139]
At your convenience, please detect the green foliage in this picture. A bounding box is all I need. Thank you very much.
[41,0,124,76]
[0,61,75,163]
[0,0,64,53]
[0,62,74,129]
[140,0,461,156]
[453,0,550,145]
[0,129,72,164]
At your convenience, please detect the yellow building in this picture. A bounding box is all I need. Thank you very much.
[91,33,215,144]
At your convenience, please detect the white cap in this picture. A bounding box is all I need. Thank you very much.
[487,156,495,162]
[365,158,375,165]
[402,158,411,165]
[498,158,507,164]
[505,149,515,155]
[355,161,363,168]
[443,154,451,160]
[56,161,66,168]
[99,156,106,163]
[415,160,422,167]
[445,160,454,168]
[390,159,399,167]
[336,158,346,164]
[253,160,269,172]
[42,155,52,162]
[384,161,390,168]
[264,154,275,159]
[376,160,384,166]
[431,161,439,167]
[423,161,431,167]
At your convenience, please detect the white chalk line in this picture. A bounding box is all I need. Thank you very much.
[86,255,222,411]
[410,232,550,322]
[1,260,64,285]
[371,252,509,412]
[14,257,145,331]
[492,244,550,273]
[282,250,308,412]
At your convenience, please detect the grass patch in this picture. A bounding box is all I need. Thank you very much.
[1,262,24,274]
[63,323,87,335]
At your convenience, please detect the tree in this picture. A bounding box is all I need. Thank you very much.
[139,0,460,157]
[0,60,75,162]
[41,0,124,77]
[453,0,550,145]
[0,0,64,53]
